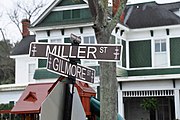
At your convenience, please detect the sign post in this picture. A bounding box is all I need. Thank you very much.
[29,33,123,120]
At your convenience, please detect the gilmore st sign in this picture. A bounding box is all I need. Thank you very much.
[29,42,122,61]
[47,53,95,83]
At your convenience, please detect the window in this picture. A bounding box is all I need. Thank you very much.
[82,36,98,66]
[63,9,80,20]
[84,36,95,44]
[154,39,168,67]
[38,39,48,42]
[50,39,62,43]
[155,39,166,52]
[28,64,35,82]
[64,38,71,43]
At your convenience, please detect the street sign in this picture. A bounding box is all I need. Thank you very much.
[70,33,81,44]
[47,53,95,83]
[29,42,122,61]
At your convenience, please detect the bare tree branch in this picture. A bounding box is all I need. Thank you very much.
[107,0,127,35]
[17,0,45,20]
[7,9,22,34]
[7,0,46,35]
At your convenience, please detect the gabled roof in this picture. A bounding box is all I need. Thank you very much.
[123,1,180,29]
[160,2,180,11]
[31,0,60,27]
[11,83,53,114]
[11,35,35,56]
[31,0,88,28]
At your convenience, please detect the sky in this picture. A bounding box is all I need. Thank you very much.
[0,0,180,43]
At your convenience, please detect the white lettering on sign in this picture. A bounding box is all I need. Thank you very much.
[51,56,87,80]
[45,45,98,59]
[69,46,76,58]
[100,47,108,53]
[77,46,86,58]
[61,46,68,58]
[30,43,122,61]
[87,47,97,59]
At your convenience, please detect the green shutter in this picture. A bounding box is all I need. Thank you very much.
[38,59,47,68]
[81,8,92,19]
[170,37,180,66]
[122,40,126,67]
[129,40,151,68]
[39,39,48,42]
[64,38,71,43]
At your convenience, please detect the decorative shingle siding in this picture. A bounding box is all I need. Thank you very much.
[36,8,92,27]
[38,59,47,68]
[129,40,151,68]
[170,37,180,66]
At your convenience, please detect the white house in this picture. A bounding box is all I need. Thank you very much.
[1,0,180,120]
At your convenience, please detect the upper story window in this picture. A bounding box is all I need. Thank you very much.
[38,39,48,42]
[155,39,166,53]
[50,38,62,43]
[173,8,180,17]
[64,37,72,43]
[154,39,168,67]
[82,36,98,66]
[83,36,95,44]
[28,63,35,82]
[63,9,80,20]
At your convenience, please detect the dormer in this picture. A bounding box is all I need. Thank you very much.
[172,8,180,17]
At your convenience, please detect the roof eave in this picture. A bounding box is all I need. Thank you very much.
[31,0,61,27]
[30,22,94,32]
[129,24,180,32]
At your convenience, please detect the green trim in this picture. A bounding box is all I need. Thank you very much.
[35,8,92,27]
[117,68,128,77]
[128,68,180,76]
[34,69,60,79]
[88,66,127,77]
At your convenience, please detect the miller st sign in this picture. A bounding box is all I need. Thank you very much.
[47,53,95,83]
[29,42,122,61]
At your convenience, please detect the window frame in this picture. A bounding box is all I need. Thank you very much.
[154,39,167,53]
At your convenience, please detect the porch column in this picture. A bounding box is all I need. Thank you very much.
[174,89,180,119]
[118,85,124,118]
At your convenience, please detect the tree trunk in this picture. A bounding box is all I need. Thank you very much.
[100,62,118,120]
[87,0,127,119]
[96,31,118,120]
